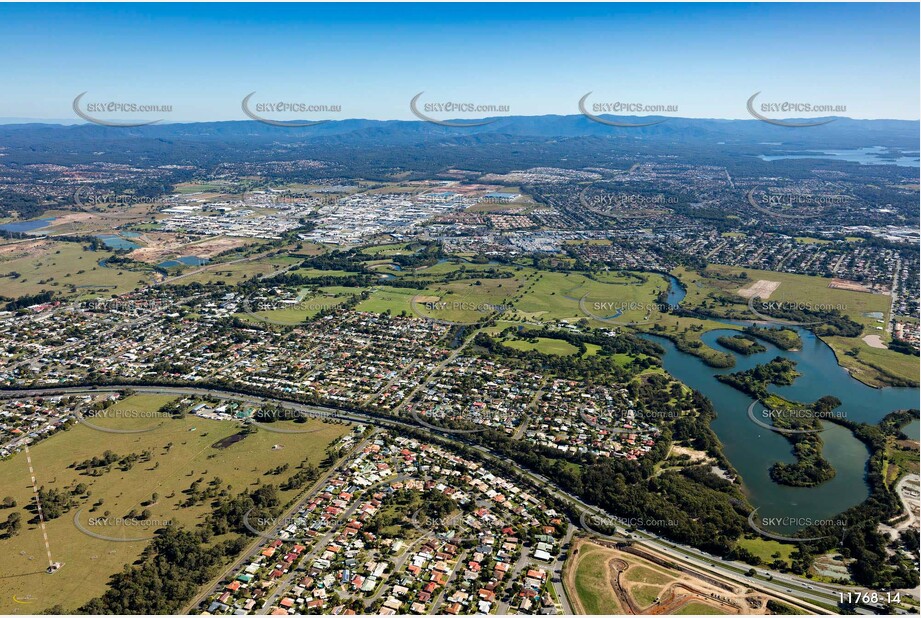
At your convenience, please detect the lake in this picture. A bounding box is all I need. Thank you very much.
[96,234,141,250]
[645,275,919,533]
[159,256,208,268]
[759,146,920,168]
[0,218,56,233]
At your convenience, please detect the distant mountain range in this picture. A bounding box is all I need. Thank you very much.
[0,115,916,174]
[1,115,918,148]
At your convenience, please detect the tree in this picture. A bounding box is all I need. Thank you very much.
[4,511,22,537]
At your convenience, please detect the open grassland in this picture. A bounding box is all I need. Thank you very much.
[700,264,891,331]
[512,270,666,326]
[0,240,149,300]
[675,602,728,614]
[355,286,419,315]
[735,536,796,567]
[0,393,349,614]
[623,564,673,586]
[675,265,918,385]
[503,337,580,356]
[631,583,662,608]
[356,274,524,324]
[415,275,524,322]
[566,541,622,615]
[163,256,296,287]
[823,335,919,388]
[288,267,356,279]
[359,243,415,256]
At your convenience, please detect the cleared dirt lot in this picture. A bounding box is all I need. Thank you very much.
[737,279,781,299]
[828,278,875,293]
[129,235,254,263]
[862,334,888,349]
[565,538,773,615]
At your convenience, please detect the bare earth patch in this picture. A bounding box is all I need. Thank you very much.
[0,239,50,257]
[130,236,252,263]
[829,278,874,293]
[44,212,96,227]
[669,445,712,463]
[862,335,888,349]
[566,539,775,614]
[737,279,780,299]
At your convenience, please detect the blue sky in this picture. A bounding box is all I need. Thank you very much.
[0,3,918,122]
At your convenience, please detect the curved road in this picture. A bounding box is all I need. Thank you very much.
[0,383,885,614]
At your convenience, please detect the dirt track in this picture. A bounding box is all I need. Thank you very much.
[565,539,769,615]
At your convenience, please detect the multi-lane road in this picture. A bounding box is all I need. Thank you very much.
[0,383,901,615]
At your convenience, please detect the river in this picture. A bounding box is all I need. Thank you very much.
[646,275,919,533]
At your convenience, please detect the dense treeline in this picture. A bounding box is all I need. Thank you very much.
[750,301,863,338]
[743,325,803,350]
[718,359,841,487]
[473,327,662,380]
[888,338,920,357]
[75,526,247,614]
[715,356,799,399]
[792,417,920,590]
[878,409,921,439]
[715,334,766,355]
[5,290,56,311]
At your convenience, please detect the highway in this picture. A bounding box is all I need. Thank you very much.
[1,383,890,614]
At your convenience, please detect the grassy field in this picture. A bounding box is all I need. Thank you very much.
[698,264,891,331]
[355,286,420,316]
[512,270,666,326]
[434,285,514,322]
[674,265,918,386]
[355,272,526,323]
[0,393,349,614]
[568,543,622,614]
[0,240,149,300]
[359,243,415,256]
[288,267,355,279]
[631,583,662,608]
[823,335,919,387]
[504,337,579,356]
[736,536,796,566]
[674,602,727,614]
[164,256,294,287]
[623,565,673,586]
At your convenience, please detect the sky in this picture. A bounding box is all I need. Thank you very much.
[0,2,918,123]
